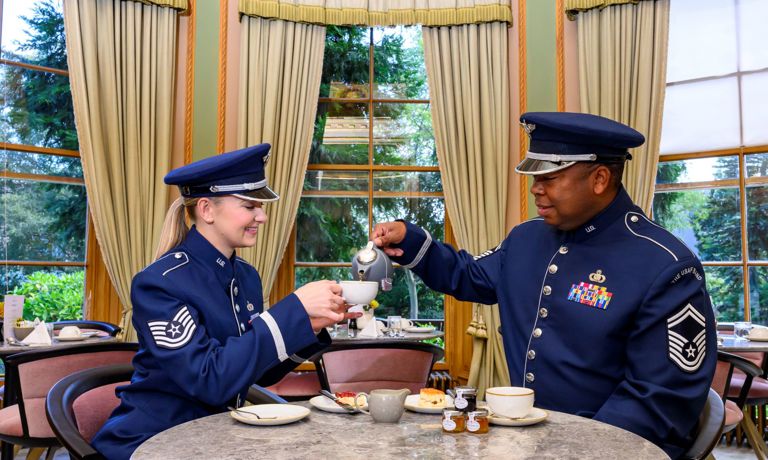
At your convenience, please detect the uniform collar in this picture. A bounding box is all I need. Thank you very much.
[182,226,237,287]
[562,186,636,243]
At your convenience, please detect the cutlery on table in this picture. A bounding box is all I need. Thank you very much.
[6,338,29,347]
[319,390,358,413]
[227,406,277,420]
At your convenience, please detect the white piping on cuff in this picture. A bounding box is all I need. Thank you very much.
[258,311,289,362]
[404,230,432,269]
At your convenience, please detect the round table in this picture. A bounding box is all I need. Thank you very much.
[331,328,444,342]
[132,401,668,459]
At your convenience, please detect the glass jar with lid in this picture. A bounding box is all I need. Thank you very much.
[453,386,477,412]
[442,410,466,433]
[466,409,490,434]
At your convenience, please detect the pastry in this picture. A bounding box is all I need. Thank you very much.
[418,388,445,407]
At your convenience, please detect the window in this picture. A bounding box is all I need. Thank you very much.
[653,0,768,322]
[1,1,87,316]
[294,26,446,320]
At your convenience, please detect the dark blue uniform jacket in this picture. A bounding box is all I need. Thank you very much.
[392,188,715,458]
[92,227,329,459]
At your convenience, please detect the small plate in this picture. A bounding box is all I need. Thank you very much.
[230,404,309,426]
[404,394,454,413]
[488,407,548,426]
[56,335,88,342]
[405,326,436,333]
[748,335,768,342]
[309,395,366,413]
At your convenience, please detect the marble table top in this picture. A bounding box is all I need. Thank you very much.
[132,401,668,460]
[718,335,768,352]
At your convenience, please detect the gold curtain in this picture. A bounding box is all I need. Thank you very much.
[126,0,188,11]
[422,22,510,397]
[576,0,669,214]
[237,17,325,306]
[565,0,646,19]
[63,0,179,341]
[239,0,512,26]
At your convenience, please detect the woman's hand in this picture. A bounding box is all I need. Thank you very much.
[294,280,361,332]
[371,221,406,257]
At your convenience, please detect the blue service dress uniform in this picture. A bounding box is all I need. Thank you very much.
[391,187,715,458]
[92,226,329,459]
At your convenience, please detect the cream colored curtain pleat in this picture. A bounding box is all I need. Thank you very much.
[576,0,669,213]
[423,22,510,397]
[237,17,325,305]
[239,0,512,26]
[126,0,188,11]
[63,0,178,341]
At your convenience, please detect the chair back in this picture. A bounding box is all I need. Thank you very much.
[682,388,725,460]
[2,342,137,441]
[46,363,134,460]
[53,321,122,337]
[311,341,444,394]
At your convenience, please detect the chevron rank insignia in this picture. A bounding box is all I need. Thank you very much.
[667,303,706,373]
[148,305,197,350]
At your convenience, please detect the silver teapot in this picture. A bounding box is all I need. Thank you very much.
[351,241,394,291]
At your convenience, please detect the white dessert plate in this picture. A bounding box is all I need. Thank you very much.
[309,395,366,413]
[488,407,548,426]
[56,335,88,342]
[230,404,309,426]
[404,394,454,413]
[748,335,768,342]
[404,326,436,333]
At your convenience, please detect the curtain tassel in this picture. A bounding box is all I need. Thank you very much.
[466,309,479,336]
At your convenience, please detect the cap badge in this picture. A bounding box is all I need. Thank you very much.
[589,270,606,283]
[263,152,271,166]
[246,301,255,312]
[521,122,536,135]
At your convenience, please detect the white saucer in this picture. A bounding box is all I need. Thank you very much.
[309,395,366,413]
[748,336,768,342]
[56,335,88,342]
[404,326,436,333]
[230,404,309,426]
[404,394,454,414]
[488,407,548,426]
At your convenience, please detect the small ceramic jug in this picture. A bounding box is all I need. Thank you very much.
[355,389,410,423]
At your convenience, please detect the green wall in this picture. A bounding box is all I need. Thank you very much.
[524,0,559,218]
[191,0,220,162]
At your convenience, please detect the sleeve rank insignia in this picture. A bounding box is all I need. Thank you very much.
[667,303,706,373]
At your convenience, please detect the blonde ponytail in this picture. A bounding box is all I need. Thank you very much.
[154,197,193,260]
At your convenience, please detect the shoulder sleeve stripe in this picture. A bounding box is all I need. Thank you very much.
[162,253,190,276]
[258,311,289,362]
[624,213,678,261]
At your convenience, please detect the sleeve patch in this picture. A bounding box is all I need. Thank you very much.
[148,305,198,349]
[667,303,706,373]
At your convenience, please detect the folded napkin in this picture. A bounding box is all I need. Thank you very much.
[749,326,768,339]
[357,318,381,338]
[22,322,52,346]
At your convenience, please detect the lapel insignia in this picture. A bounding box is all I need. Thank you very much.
[246,301,255,312]
[667,303,706,373]
[567,282,613,310]
[589,270,606,283]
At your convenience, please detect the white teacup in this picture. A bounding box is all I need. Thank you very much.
[486,386,534,419]
[339,281,378,305]
[59,325,82,338]
[400,319,414,329]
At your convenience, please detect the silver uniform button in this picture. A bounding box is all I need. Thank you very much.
[235,304,241,313]
[548,264,558,274]
[174,253,182,259]
[539,307,548,318]
[559,246,568,254]
[526,372,535,383]
[527,350,536,360]
[240,322,246,332]
[533,328,542,338]
[234,286,239,296]
[630,215,639,223]
[542,285,552,296]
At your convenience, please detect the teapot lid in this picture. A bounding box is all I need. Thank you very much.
[356,241,378,264]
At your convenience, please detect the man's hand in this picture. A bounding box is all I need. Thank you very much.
[371,221,407,257]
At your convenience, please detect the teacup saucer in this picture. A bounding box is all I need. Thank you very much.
[488,407,548,426]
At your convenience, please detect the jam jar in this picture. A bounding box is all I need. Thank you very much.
[442,410,466,433]
[453,386,477,412]
[466,409,490,434]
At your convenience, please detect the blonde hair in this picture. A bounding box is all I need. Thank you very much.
[154,196,220,260]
